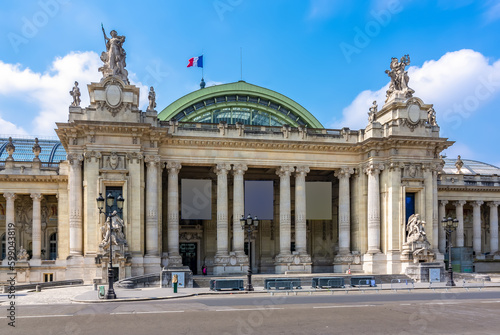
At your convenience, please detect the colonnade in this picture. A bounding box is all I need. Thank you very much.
[2,192,45,264]
[438,200,500,255]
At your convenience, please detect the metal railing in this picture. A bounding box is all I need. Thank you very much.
[391,279,414,292]
[460,278,485,291]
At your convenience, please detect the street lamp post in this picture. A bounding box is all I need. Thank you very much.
[96,192,124,299]
[240,214,259,291]
[441,216,459,287]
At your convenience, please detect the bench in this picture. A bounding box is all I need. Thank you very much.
[209,279,244,291]
[350,276,376,287]
[265,278,302,290]
[312,277,345,289]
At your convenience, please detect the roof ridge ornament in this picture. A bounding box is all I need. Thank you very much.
[385,54,415,103]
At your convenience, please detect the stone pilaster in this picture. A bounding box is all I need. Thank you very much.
[68,153,83,256]
[472,201,484,256]
[488,202,500,255]
[145,155,160,256]
[334,167,354,255]
[365,163,384,254]
[294,166,309,255]
[83,150,101,255]
[31,193,43,262]
[454,200,466,247]
[232,163,247,257]
[3,193,16,264]
[166,161,182,267]
[438,200,448,253]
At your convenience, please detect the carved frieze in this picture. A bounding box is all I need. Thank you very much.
[403,163,422,179]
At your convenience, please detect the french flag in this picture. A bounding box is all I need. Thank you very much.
[187,55,203,68]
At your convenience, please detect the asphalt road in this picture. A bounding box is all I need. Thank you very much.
[3,290,500,335]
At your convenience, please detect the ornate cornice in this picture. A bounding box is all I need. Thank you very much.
[163,138,361,153]
[0,175,67,182]
[438,185,500,192]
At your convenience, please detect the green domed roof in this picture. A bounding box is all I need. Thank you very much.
[158,81,323,128]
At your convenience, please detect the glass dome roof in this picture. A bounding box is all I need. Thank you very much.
[0,137,66,163]
[442,158,500,175]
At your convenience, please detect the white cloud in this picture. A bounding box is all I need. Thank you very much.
[307,0,341,19]
[330,49,500,130]
[484,1,500,22]
[0,52,149,137]
[0,117,29,137]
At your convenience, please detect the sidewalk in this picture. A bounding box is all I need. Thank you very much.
[2,280,499,306]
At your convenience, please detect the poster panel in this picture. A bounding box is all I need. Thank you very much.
[181,179,212,220]
[306,181,332,219]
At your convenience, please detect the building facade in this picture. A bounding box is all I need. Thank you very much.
[1,39,499,284]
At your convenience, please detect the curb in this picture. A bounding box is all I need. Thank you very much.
[70,285,500,303]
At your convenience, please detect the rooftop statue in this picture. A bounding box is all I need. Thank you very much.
[99,24,129,84]
[427,107,437,126]
[147,86,156,112]
[385,54,415,103]
[69,81,81,107]
[368,100,377,123]
[455,155,464,173]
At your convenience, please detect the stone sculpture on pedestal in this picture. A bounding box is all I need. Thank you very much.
[69,81,81,107]
[385,54,415,103]
[147,86,156,112]
[402,214,435,263]
[99,25,129,84]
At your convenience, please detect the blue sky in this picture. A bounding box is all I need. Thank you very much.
[1,0,500,167]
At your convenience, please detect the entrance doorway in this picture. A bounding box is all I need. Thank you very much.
[180,243,197,274]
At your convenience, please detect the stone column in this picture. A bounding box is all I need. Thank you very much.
[438,200,448,253]
[3,193,16,264]
[166,161,182,266]
[335,167,354,255]
[31,193,43,261]
[145,155,160,256]
[432,168,439,251]
[365,163,384,253]
[276,166,294,257]
[215,162,231,257]
[232,163,247,256]
[472,201,484,256]
[454,200,466,247]
[295,166,310,255]
[488,202,500,254]
[68,153,83,256]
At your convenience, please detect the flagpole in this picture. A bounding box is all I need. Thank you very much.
[240,47,243,81]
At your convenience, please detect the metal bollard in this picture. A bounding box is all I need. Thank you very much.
[36,285,41,292]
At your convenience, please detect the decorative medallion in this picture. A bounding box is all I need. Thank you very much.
[103,79,124,116]
[407,104,420,124]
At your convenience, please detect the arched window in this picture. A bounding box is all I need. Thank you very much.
[49,233,57,260]
[1,234,5,260]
